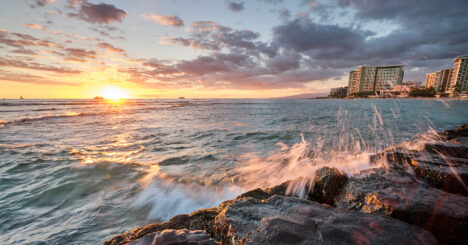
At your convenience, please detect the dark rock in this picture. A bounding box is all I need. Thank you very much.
[214,195,437,245]
[424,143,468,159]
[409,155,468,196]
[334,168,468,244]
[128,229,216,245]
[104,208,218,245]
[265,180,290,196]
[372,150,468,195]
[441,124,468,140]
[236,188,272,200]
[308,167,348,205]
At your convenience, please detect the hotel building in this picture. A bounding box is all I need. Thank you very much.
[449,55,468,94]
[346,65,404,96]
[425,69,452,95]
[330,86,348,98]
[425,72,438,89]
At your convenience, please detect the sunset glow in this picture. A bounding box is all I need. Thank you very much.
[101,86,129,100]
[2,1,466,99]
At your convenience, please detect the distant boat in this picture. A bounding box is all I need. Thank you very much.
[179,97,185,99]
[20,96,24,100]
[93,96,104,100]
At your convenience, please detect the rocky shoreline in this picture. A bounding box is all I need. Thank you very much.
[105,124,468,245]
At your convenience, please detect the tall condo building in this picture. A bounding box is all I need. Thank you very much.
[425,69,452,94]
[346,65,404,96]
[346,70,359,96]
[449,55,468,94]
[425,72,438,89]
[438,69,452,94]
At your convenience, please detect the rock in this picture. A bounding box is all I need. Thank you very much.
[128,229,216,245]
[214,195,437,245]
[236,188,272,200]
[372,149,468,195]
[334,168,468,244]
[424,143,468,159]
[441,124,468,140]
[308,167,348,205]
[104,208,218,245]
[265,180,290,196]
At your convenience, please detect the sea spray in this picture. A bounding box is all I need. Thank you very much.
[131,175,243,220]
[1,99,467,244]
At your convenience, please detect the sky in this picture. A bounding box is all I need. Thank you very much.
[0,0,467,99]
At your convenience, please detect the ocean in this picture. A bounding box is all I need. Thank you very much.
[0,99,467,244]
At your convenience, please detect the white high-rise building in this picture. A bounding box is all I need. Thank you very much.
[449,55,468,95]
[346,65,404,96]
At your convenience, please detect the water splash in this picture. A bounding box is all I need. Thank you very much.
[132,173,243,220]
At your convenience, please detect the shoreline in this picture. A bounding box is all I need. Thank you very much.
[105,124,468,245]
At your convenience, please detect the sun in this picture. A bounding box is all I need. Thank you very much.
[101,86,129,100]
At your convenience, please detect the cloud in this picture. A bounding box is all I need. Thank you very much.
[262,0,284,4]
[278,8,290,21]
[272,19,370,52]
[0,31,54,48]
[30,0,56,8]
[0,57,82,74]
[98,42,126,54]
[69,1,126,24]
[165,21,269,55]
[24,24,46,30]
[63,48,97,62]
[227,1,245,12]
[142,14,185,27]
[266,0,468,81]
[12,49,37,55]
[0,69,78,86]
[120,20,343,90]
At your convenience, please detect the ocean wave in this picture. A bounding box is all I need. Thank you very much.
[0,111,122,126]
[132,171,243,220]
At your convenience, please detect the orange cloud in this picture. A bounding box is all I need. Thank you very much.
[24,23,46,30]
[142,14,184,27]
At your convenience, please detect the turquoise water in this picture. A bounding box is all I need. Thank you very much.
[0,99,467,244]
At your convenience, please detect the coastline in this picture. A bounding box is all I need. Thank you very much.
[105,124,468,245]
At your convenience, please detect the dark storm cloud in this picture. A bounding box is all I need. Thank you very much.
[227,1,245,12]
[326,0,468,60]
[272,19,371,52]
[268,0,468,81]
[69,1,126,24]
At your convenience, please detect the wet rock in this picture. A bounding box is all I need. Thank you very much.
[424,143,468,159]
[236,188,272,200]
[265,180,290,196]
[214,195,437,245]
[308,167,348,205]
[128,229,216,245]
[104,208,218,245]
[441,124,468,140]
[409,155,468,196]
[334,168,468,244]
[372,150,468,195]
